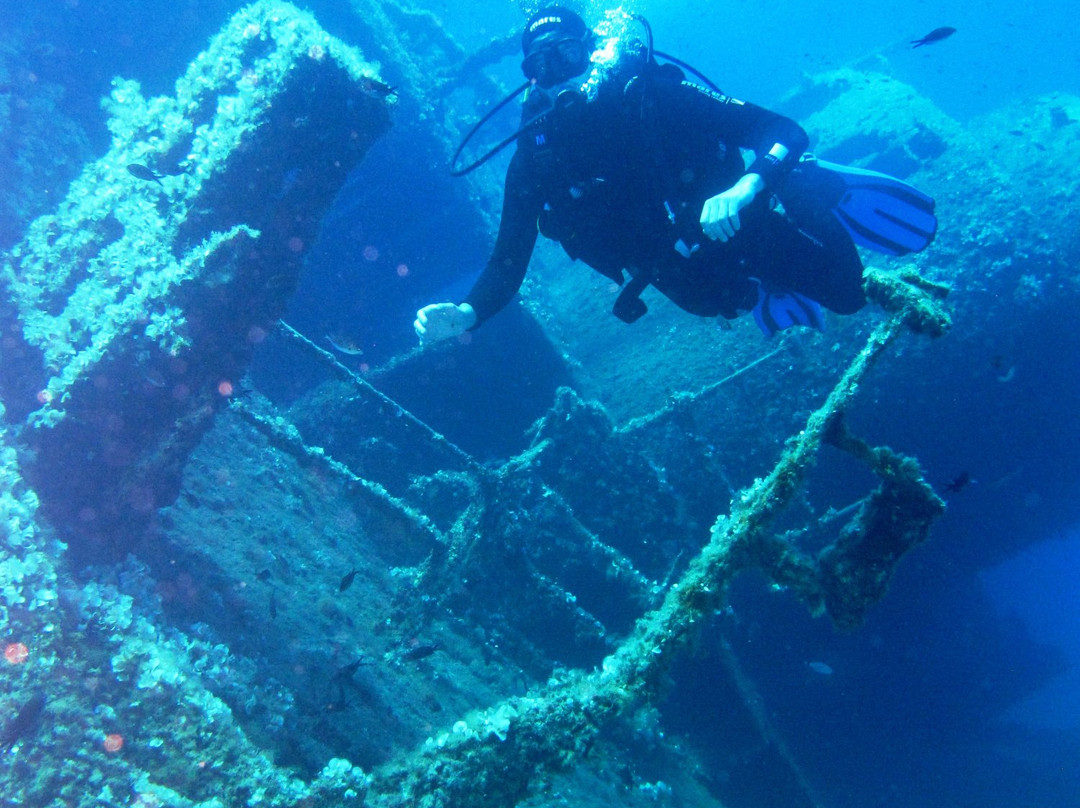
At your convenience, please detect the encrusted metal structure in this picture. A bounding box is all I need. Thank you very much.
[255,269,950,807]
[0,1,392,545]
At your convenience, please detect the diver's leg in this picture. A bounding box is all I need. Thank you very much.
[754,213,866,315]
[651,248,758,319]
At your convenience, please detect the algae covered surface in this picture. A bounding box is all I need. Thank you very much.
[3,1,1080,807]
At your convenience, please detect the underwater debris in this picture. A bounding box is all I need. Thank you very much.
[206,270,948,805]
[818,414,946,629]
[863,266,951,336]
[350,279,951,806]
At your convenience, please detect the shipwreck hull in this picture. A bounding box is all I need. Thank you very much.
[0,1,392,549]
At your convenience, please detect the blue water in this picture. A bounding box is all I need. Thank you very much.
[635,0,1080,119]
[982,531,1080,731]
[4,0,1080,806]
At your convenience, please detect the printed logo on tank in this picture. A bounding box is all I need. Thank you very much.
[683,81,743,106]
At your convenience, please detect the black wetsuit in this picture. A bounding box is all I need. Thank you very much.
[464,54,866,327]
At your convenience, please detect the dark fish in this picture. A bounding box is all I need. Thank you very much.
[990,355,1016,382]
[911,27,956,48]
[942,471,972,494]
[126,163,164,186]
[358,77,397,98]
[325,658,373,711]
[1,692,47,751]
[331,658,367,684]
[157,162,192,176]
[401,642,440,661]
[269,589,278,619]
[339,568,358,592]
[256,568,272,582]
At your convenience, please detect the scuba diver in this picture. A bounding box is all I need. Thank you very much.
[414,6,937,343]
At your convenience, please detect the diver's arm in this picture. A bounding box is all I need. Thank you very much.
[462,150,540,327]
[700,143,786,242]
[414,150,540,343]
[669,82,808,181]
[678,84,807,240]
[742,114,806,188]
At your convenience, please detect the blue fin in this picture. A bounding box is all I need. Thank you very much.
[811,158,938,256]
[752,281,826,338]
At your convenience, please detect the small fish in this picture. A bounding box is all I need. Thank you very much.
[126,163,164,186]
[157,162,192,177]
[400,642,441,661]
[1,692,47,751]
[339,568,359,592]
[331,658,367,683]
[990,355,1016,382]
[326,335,364,356]
[942,470,973,494]
[256,568,272,582]
[358,77,397,98]
[269,589,278,619]
[911,27,956,48]
[325,658,374,711]
[807,661,833,676]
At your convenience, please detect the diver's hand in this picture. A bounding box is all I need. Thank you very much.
[414,302,477,344]
[700,173,765,242]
